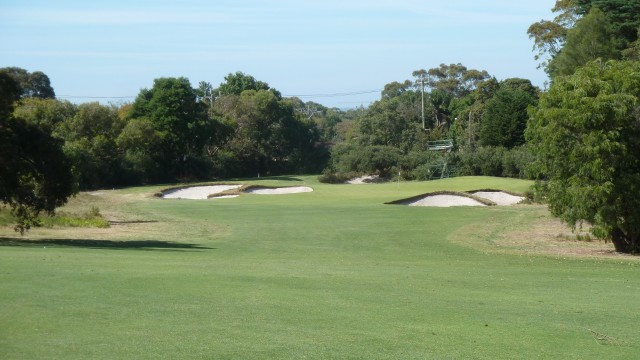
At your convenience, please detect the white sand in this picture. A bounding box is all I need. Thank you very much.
[162,185,241,199]
[473,191,524,206]
[244,186,313,195]
[408,195,487,207]
[347,175,379,184]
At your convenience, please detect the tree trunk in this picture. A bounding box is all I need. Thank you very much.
[610,227,640,254]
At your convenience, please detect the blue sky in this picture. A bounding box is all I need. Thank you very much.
[1,0,556,108]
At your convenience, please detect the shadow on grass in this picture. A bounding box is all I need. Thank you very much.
[0,237,213,251]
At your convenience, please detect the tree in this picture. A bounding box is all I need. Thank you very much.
[480,79,538,148]
[526,60,640,253]
[129,77,212,180]
[424,63,489,97]
[0,73,74,233]
[548,7,619,77]
[12,98,75,133]
[0,67,55,99]
[56,102,125,188]
[217,72,280,98]
[528,0,640,75]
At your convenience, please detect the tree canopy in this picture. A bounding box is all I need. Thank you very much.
[0,73,74,233]
[526,60,640,253]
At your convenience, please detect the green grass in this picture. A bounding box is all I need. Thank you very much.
[0,176,638,359]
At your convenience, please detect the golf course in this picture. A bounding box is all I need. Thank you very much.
[1,176,638,359]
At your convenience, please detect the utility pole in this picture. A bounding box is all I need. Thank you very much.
[468,110,472,149]
[420,75,425,129]
[412,69,427,130]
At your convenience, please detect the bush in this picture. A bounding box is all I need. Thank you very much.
[456,146,534,179]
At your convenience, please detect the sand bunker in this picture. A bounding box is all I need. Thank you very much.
[407,195,487,207]
[161,185,241,199]
[243,186,313,195]
[161,185,313,199]
[390,190,525,208]
[472,191,524,206]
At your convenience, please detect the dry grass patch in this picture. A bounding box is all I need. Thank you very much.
[449,205,635,259]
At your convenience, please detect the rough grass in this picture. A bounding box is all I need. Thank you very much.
[0,176,638,359]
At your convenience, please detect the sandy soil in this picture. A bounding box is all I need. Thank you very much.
[162,185,241,199]
[473,191,524,206]
[408,195,487,207]
[243,186,313,195]
[347,175,380,184]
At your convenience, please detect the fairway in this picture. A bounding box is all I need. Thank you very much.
[1,176,638,359]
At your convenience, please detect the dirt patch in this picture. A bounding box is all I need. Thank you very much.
[449,205,636,260]
[347,175,385,184]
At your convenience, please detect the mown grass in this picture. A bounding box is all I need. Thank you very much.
[0,176,638,359]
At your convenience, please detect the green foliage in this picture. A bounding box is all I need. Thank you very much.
[480,84,537,148]
[529,1,640,75]
[39,206,109,228]
[326,144,402,177]
[212,89,328,177]
[527,59,640,253]
[0,67,55,99]
[0,118,75,233]
[548,7,619,78]
[456,146,534,179]
[217,71,280,98]
[13,98,76,133]
[129,77,214,180]
[56,102,125,188]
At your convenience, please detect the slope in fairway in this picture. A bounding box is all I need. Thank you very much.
[0,176,638,359]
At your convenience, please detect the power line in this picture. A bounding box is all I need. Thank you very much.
[57,95,136,99]
[56,88,382,100]
[283,89,381,98]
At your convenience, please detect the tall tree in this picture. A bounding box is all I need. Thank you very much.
[548,7,619,78]
[0,73,74,233]
[528,0,640,75]
[217,72,280,98]
[0,67,55,99]
[129,77,212,179]
[526,60,640,253]
[480,80,538,149]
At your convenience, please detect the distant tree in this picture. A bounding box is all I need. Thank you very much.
[480,82,537,149]
[56,102,125,188]
[426,63,490,97]
[116,118,164,183]
[548,7,619,77]
[12,98,75,133]
[214,89,326,175]
[129,77,213,179]
[0,67,55,99]
[526,60,640,253]
[217,72,280,98]
[382,80,413,100]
